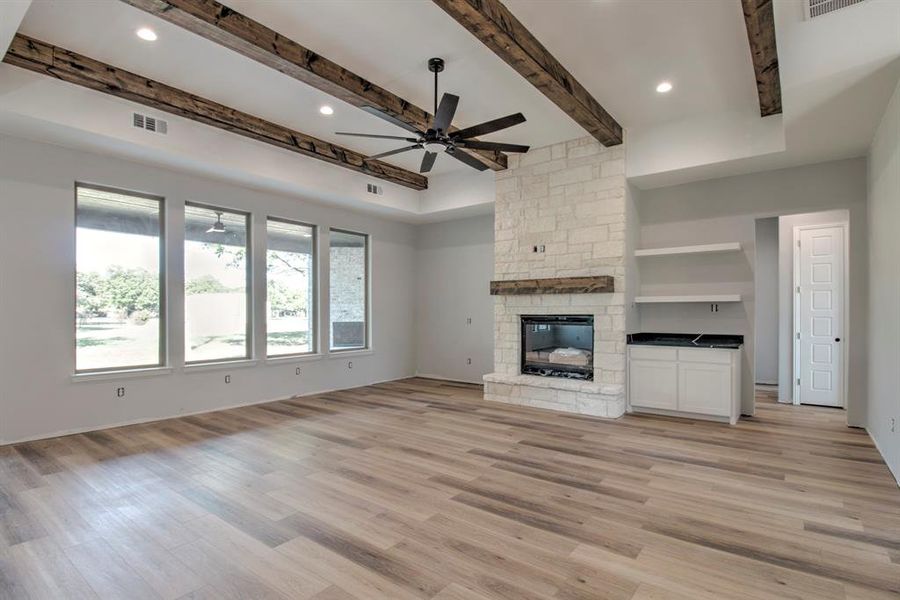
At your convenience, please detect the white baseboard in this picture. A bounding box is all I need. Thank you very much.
[414,372,486,386]
[1,375,407,446]
[868,427,900,487]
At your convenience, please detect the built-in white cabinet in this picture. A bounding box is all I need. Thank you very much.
[627,345,741,424]
[630,360,678,410]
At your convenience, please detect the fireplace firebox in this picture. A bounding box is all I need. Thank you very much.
[521,315,594,380]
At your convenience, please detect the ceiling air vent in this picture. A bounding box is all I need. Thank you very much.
[132,112,168,134]
[805,0,867,19]
[366,183,383,195]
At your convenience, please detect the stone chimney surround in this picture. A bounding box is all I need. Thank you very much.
[484,137,629,418]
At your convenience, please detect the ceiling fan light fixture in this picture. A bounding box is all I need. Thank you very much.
[207,212,226,234]
[423,141,445,153]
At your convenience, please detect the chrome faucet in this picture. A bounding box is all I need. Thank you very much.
[691,332,704,346]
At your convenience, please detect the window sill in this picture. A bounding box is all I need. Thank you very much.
[266,353,323,364]
[327,348,373,357]
[71,366,174,383]
[183,359,258,373]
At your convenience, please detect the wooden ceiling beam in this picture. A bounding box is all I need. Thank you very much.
[741,0,782,117]
[118,0,507,171]
[2,34,427,190]
[432,0,622,147]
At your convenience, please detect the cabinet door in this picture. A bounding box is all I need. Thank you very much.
[629,359,678,410]
[678,362,732,416]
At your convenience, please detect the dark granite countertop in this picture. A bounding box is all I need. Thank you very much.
[627,332,744,349]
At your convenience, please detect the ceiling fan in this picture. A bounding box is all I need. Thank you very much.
[336,57,529,173]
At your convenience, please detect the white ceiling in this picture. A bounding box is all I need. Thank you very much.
[17,0,586,176]
[5,0,900,216]
[15,0,765,178]
[504,0,761,129]
[627,0,900,188]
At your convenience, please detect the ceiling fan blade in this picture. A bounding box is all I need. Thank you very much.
[451,113,526,140]
[360,105,423,135]
[367,144,421,160]
[335,132,419,142]
[432,93,460,133]
[446,148,490,171]
[420,151,438,173]
[457,140,530,153]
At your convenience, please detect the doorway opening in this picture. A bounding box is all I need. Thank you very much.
[753,210,849,415]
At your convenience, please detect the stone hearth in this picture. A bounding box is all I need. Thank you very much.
[484,137,631,418]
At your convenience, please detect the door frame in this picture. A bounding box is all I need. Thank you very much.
[792,222,849,407]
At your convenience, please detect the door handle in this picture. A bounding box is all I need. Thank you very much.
[835,337,841,342]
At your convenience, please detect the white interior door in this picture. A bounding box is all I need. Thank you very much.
[796,226,845,407]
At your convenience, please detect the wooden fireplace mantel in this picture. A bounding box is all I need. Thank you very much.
[490,276,614,295]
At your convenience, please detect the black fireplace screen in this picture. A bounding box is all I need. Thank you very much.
[521,315,594,380]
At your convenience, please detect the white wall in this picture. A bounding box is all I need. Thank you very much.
[418,171,496,221]
[0,134,417,444]
[414,214,494,383]
[777,210,849,402]
[754,217,778,384]
[627,110,785,187]
[867,75,900,482]
[637,158,868,424]
[625,182,642,334]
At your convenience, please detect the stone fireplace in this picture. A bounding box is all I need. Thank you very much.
[483,137,631,419]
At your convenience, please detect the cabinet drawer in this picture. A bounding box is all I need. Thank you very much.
[677,348,733,364]
[629,346,678,361]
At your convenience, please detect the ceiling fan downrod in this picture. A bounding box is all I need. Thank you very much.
[428,57,444,119]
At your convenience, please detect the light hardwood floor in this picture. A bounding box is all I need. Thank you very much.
[1,378,898,599]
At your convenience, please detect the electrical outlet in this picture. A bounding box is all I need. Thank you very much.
[224,374,231,384]
[467,358,472,365]
[116,387,125,398]
[295,367,301,376]
[466,317,472,325]
[348,361,353,369]
[892,417,896,433]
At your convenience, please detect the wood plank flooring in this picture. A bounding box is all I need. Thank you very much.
[1,377,898,599]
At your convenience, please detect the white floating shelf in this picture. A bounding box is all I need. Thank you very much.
[634,242,742,257]
[635,294,742,304]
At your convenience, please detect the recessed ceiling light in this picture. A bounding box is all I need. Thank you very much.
[136,27,157,42]
[656,81,673,94]
[319,105,334,116]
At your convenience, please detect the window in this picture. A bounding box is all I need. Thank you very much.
[184,203,250,363]
[266,218,316,356]
[75,184,164,372]
[329,229,368,351]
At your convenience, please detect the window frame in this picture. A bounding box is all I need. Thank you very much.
[327,227,370,353]
[265,216,318,358]
[74,182,167,375]
[183,201,253,365]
